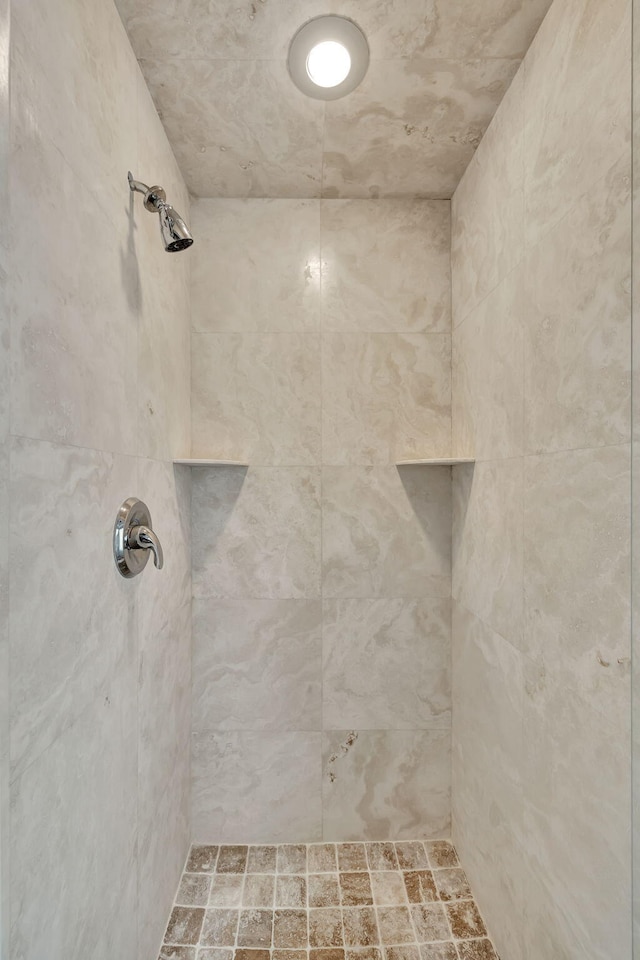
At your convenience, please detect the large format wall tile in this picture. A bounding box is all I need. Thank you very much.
[192,199,321,333]
[192,732,322,842]
[452,459,524,646]
[320,200,450,333]
[192,599,322,731]
[193,333,321,464]
[524,156,631,455]
[322,333,451,465]
[323,598,451,730]
[322,466,451,599]
[523,0,631,248]
[451,604,524,960]
[9,438,137,781]
[452,265,525,462]
[10,675,138,960]
[323,58,519,199]
[452,71,525,327]
[523,444,631,725]
[322,730,451,840]
[192,467,321,599]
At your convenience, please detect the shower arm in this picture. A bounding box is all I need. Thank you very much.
[127,171,167,212]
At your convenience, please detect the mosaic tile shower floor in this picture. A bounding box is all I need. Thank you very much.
[159,841,498,960]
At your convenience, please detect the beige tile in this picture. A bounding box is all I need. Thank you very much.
[323,598,450,730]
[191,199,320,332]
[159,947,198,960]
[446,901,486,939]
[371,873,408,907]
[337,844,369,872]
[322,333,451,466]
[247,847,277,873]
[192,332,320,466]
[192,732,322,842]
[523,157,631,455]
[419,946,458,960]
[309,909,344,947]
[308,875,341,908]
[164,907,205,945]
[432,869,471,903]
[342,908,380,946]
[273,910,308,948]
[452,459,523,647]
[409,904,450,943]
[192,467,321,600]
[242,874,275,908]
[308,844,338,873]
[394,843,428,872]
[385,946,420,960]
[456,942,498,960]
[339,873,374,906]
[216,846,248,874]
[402,872,437,905]
[377,908,414,945]
[209,876,244,908]
[276,876,307,909]
[237,909,273,948]
[320,200,450,334]
[366,844,399,872]
[176,874,211,906]
[323,731,451,840]
[322,467,451,600]
[424,843,459,869]
[186,846,219,874]
[192,599,322,732]
[451,71,525,326]
[277,845,308,874]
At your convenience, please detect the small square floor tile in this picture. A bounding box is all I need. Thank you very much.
[209,876,244,907]
[277,845,307,874]
[276,875,307,908]
[371,872,408,907]
[338,844,368,871]
[234,951,271,960]
[273,910,308,948]
[158,947,196,960]
[376,907,414,945]
[309,874,341,907]
[176,873,211,906]
[419,945,458,960]
[196,951,234,960]
[346,950,383,960]
[446,902,486,940]
[200,909,240,947]
[237,909,273,947]
[309,843,338,872]
[342,908,379,946]
[456,940,498,960]
[410,904,450,944]
[273,952,308,960]
[243,874,275,908]
[186,846,219,873]
[403,872,437,905]
[433,869,471,902]
[164,907,205,945]
[217,846,248,874]
[340,873,373,906]
[310,951,346,960]
[366,844,398,872]
[395,844,428,871]
[309,909,344,948]
[247,846,277,873]
[425,843,458,869]
[385,947,420,960]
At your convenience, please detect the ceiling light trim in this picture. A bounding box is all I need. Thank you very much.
[288,15,369,101]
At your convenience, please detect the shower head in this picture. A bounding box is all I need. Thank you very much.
[128,172,194,253]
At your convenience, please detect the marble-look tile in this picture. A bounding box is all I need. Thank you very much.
[452,459,523,647]
[322,731,451,840]
[451,603,524,960]
[451,71,525,326]
[524,156,631,455]
[9,120,138,454]
[522,664,631,960]
[322,467,451,599]
[192,732,322,842]
[139,58,324,198]
[192,333,321,465]
[322,334,451,466]
[191,199,320,333]
[8,438,137,780]
[523,0,630,247]
[192,599,322,731]
[10,676,137,960]
[523,445,631,725]
[452,264,525,462]
[192,467,321,600]
[322,599,451,730]
[116,0,552,61]
[320,201,450,334]
[12,0,138,228]
[323,59,519,200]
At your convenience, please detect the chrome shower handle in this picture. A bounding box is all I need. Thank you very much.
[130,524,164,570]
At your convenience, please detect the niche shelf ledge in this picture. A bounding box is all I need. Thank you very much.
[395,457,475,466]
[173,458,249,466]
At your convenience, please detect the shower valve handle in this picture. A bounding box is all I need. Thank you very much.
[130,524,164,570]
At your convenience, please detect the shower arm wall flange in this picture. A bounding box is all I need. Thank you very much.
[127,171,167,212]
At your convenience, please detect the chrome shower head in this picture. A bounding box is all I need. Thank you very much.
[128,172,194,253]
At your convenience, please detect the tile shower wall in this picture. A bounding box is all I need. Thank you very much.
[190,199,452,842]
[450,0,632,958]
[6,0,191,958]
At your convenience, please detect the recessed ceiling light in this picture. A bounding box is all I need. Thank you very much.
[288,16,369,101]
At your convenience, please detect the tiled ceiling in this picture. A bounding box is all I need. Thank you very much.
[115,0,553,199]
